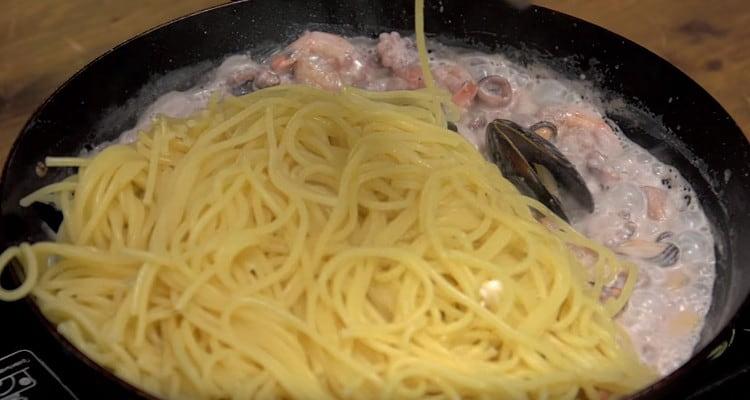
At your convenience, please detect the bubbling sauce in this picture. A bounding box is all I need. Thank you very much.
[117,33,715,376]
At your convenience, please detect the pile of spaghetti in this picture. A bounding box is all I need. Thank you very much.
[0,83,655,399]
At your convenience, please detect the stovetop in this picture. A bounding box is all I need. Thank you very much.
[1,292,748,400]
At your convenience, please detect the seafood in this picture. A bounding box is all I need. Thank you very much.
[486,119,594,221]
[377,32,478,107]
[123,32,715,377]
[540,107,623,156]
[376,31,424,89]
[476,75,513,108]
[226,66,281,96]
[528,121,556,141]
[642,185,669,221]
[271,31,368,90]
[432,63,478,108]
[615,239,680,267]
[586,151,621,189]
[254,70,281,90]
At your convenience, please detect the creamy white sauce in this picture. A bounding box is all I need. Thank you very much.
[118,34,715,376]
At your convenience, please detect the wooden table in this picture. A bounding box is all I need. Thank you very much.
[1,0,748,166]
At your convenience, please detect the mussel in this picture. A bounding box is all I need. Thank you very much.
[615,239,680,268]
[486,119,594,221]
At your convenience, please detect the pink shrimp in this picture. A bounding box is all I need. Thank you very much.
[271,31,367,91]
[376,32,478,107]
[432,63,479,108]
[376,32,423,88]
[540,107,623,155]
[586,151,621,188]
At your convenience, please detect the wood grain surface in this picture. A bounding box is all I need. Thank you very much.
[1,0,748,166]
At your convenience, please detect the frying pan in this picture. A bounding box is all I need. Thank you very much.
[1,0,748,398]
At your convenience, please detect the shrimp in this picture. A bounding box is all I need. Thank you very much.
[376,32,478,107]
[540,107,623,155]
[376,32,423,89]
[432,63,479,108]
[271,31,367,91]
[586,151,621,188]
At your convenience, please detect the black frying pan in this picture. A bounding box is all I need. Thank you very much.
[1,1,748,399]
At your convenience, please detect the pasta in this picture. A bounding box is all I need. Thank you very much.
[0,84,655,399]
[0,1,659,398]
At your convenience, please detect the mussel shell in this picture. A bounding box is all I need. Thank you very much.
[486,120,569,220]
[528,121,558,141]
[488,119,595,213]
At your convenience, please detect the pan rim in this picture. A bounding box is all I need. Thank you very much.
[1,1,748,399]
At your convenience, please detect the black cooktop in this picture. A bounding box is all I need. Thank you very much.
[0,286,748,400]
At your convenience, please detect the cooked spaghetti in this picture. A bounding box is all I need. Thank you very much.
[0,83,655,399]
